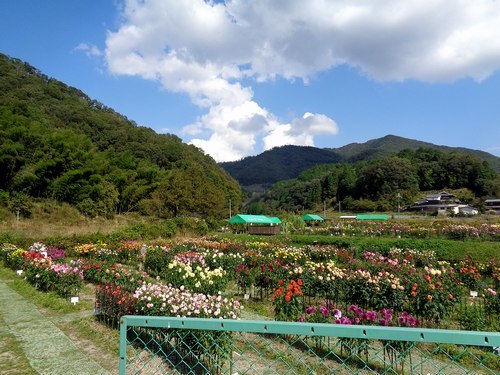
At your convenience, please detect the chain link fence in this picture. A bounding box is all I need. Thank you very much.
[120,316,500,374]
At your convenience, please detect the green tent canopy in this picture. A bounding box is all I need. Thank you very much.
[356,214,388,220]
[302,214,324,222]
[229,214,282,225]
[268,217,282,224]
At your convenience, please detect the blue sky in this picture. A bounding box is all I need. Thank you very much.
[1,0,499,161]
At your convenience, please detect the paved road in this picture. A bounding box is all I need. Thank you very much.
[0,281,111,375]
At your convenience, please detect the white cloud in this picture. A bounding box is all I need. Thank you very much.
[263,113,339,151]
[105,0,500,161]
[73,43,102,57]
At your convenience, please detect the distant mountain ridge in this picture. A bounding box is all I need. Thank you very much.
[220,135,500,186]
[334,135,500,167]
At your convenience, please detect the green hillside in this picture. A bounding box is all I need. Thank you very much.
[0,53,243,219]
[334,135,500,170]
[252,149,499,214]
[221,135,500,187]
[220,145,342,186]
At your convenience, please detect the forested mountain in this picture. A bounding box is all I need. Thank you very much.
[333,135,500,170]
[221,135,500,187]
[220,145,342,186]
[0,53,244,219]
[250,148,500,214]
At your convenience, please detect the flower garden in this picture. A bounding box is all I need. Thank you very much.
[2,235,498,333]
[312,220,500,241]
[1,225,499,372]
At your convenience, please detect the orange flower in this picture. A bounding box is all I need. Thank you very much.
[426,295,433,301]
[297,279,303,286]
[285,292,292,302]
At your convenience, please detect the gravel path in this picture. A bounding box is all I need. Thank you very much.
[0,281,111,375]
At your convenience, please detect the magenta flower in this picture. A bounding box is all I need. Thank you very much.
[305,306,316,315]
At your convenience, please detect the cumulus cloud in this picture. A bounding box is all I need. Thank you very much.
[264,113,339,151]
[105,0,500,161]
[73,43,103,57]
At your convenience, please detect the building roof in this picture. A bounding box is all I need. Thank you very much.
[356,214,388,221]
[229,214,282,225]
[425,191,455,201]
[302,214,324,221]
[268,217,283,224]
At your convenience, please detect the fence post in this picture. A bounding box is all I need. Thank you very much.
[119,316,128,375]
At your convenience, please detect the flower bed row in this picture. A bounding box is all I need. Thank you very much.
[1,238,499,332]
[312,221,500,240]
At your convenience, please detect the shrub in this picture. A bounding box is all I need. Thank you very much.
[459,304,487,331]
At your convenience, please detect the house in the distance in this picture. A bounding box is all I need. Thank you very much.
[485,199,500,214]
[410,192,478,215]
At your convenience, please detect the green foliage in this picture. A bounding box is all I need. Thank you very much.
[149,165,226,218]
[459,304,487,331]
[117,221,178,240]
[222,135,500,188]
[255,148,497,212]
[220,145,342,185]
[348,199,378,212]
[356,157,419,199]
[0,53,244,220]
[0,190,9,206]
[8,192,33,218]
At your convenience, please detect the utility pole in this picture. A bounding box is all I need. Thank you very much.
[323,200,326,218]
[229,198,232,220]
[397,193,401,217]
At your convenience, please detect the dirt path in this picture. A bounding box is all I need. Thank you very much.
[0,281,111,375]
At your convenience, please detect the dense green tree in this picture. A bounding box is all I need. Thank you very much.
[337,165,357,201]
[356,157,419,200]
[149,165,227,218]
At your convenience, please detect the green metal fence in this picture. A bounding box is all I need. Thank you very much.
[120,315,500,374]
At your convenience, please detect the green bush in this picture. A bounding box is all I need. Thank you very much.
[459,304,487,331]
[144,247,173,277]
[0,190,9,206]
[173,217,209,236]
